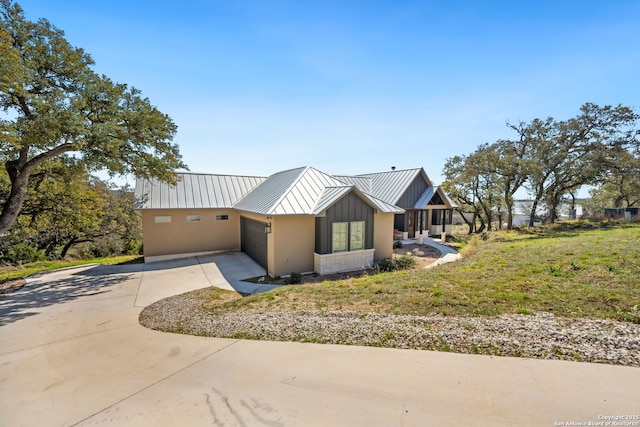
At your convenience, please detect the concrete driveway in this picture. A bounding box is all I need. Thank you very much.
[0,253,638,426]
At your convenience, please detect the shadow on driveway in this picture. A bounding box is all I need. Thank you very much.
[0,264,142,326]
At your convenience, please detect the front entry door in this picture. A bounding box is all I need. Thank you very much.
[407,210,415,238]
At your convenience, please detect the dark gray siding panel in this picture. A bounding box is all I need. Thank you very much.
[315,216,329,254]
[241,217,268,269]
[396,176,428,208]
[394,213,405,232]
[315,217,328,254]
[315,193,374,254]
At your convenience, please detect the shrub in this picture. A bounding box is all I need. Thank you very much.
[124,239,143,255]
[393,240,403,249]
[287,272,302,284]
[394,254,417,270]
[377,255,416,272]
[5,243,46,264]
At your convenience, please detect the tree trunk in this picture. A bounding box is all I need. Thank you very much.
[528,185,545,227]
[528,199,539,227]
[505,195,514,229]
[45,241,58,257]
[476,218,486,233]
[458,211,476,234]
[549,197,560,223]
[0,161,33,235]
[60,237,94,259]
[504,189,512,229]
[0,143,74,235]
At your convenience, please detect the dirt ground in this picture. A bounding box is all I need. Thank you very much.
[392,243,441,268]
[0,279,26,299]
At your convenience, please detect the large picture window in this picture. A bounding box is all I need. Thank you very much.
[332,222,348,252]
[332,221,365,252]
[350,221,364,250]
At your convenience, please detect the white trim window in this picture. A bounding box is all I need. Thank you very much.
[186,215,202,222]
[350,221,364,250]
[332,221,365,252]
[332,222,348,252]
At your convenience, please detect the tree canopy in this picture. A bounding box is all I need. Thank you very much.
[0,1,187,234]
[0,161,142,262]
[443,103,639,232]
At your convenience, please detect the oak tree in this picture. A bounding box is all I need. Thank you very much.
[0,1,186,235]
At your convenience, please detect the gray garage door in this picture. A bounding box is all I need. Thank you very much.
[240,217,267,270]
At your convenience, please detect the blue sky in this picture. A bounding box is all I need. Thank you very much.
[18,0,640,186]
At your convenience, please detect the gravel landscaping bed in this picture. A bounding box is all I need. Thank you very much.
[140,295,640,367]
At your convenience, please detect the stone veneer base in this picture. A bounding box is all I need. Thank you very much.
[314,249,375,275]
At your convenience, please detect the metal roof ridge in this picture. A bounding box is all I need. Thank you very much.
[353,167,422,177]
[174,171,268,179]
[359,190,405,213]
[264,166,313,215]
[230,167,305,210]
[310,185,354,214]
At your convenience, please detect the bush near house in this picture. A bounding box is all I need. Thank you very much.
[286,272,302,285]
[377,255,417,272]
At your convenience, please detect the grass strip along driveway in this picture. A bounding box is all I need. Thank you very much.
[141,221,640,365]
[0,256,142,298]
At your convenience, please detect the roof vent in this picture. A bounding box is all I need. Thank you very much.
[391,166,396,171]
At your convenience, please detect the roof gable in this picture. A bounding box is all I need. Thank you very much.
[351,168,433,205]
[414,186,457,209]
[234,166,346,215]
[311,186,404,215]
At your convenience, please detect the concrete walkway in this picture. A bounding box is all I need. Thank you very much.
[401,236,463,269]
[0,257,638,426]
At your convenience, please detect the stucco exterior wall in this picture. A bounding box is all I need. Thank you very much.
[373,213,395,261]
[141,209,239,257]
[272,215,316,277]
[140,208,397,276]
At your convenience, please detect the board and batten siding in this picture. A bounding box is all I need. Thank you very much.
[315,193,374,254]
[395,175,428,208]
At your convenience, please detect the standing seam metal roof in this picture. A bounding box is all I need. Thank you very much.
[133,173,266,209]
[234,167,347,215]
[135,166,442,214]
[354,168,422,204]
[333,175,372,193]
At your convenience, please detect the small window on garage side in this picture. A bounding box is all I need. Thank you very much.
[186,215,202,222]
[332,222,348,252]
[350,221,364,250]
[154,215,172,223]
[216,214,229,221]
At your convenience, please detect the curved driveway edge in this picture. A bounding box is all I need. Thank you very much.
[0,258,638,426]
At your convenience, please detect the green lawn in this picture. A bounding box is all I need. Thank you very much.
[0,255,142,284]
[196,221,640,323]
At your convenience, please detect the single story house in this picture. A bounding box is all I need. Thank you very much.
[134,166,454,277]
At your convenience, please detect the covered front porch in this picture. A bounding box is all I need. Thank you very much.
[393,186,456,239]
[394,208,453,239]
